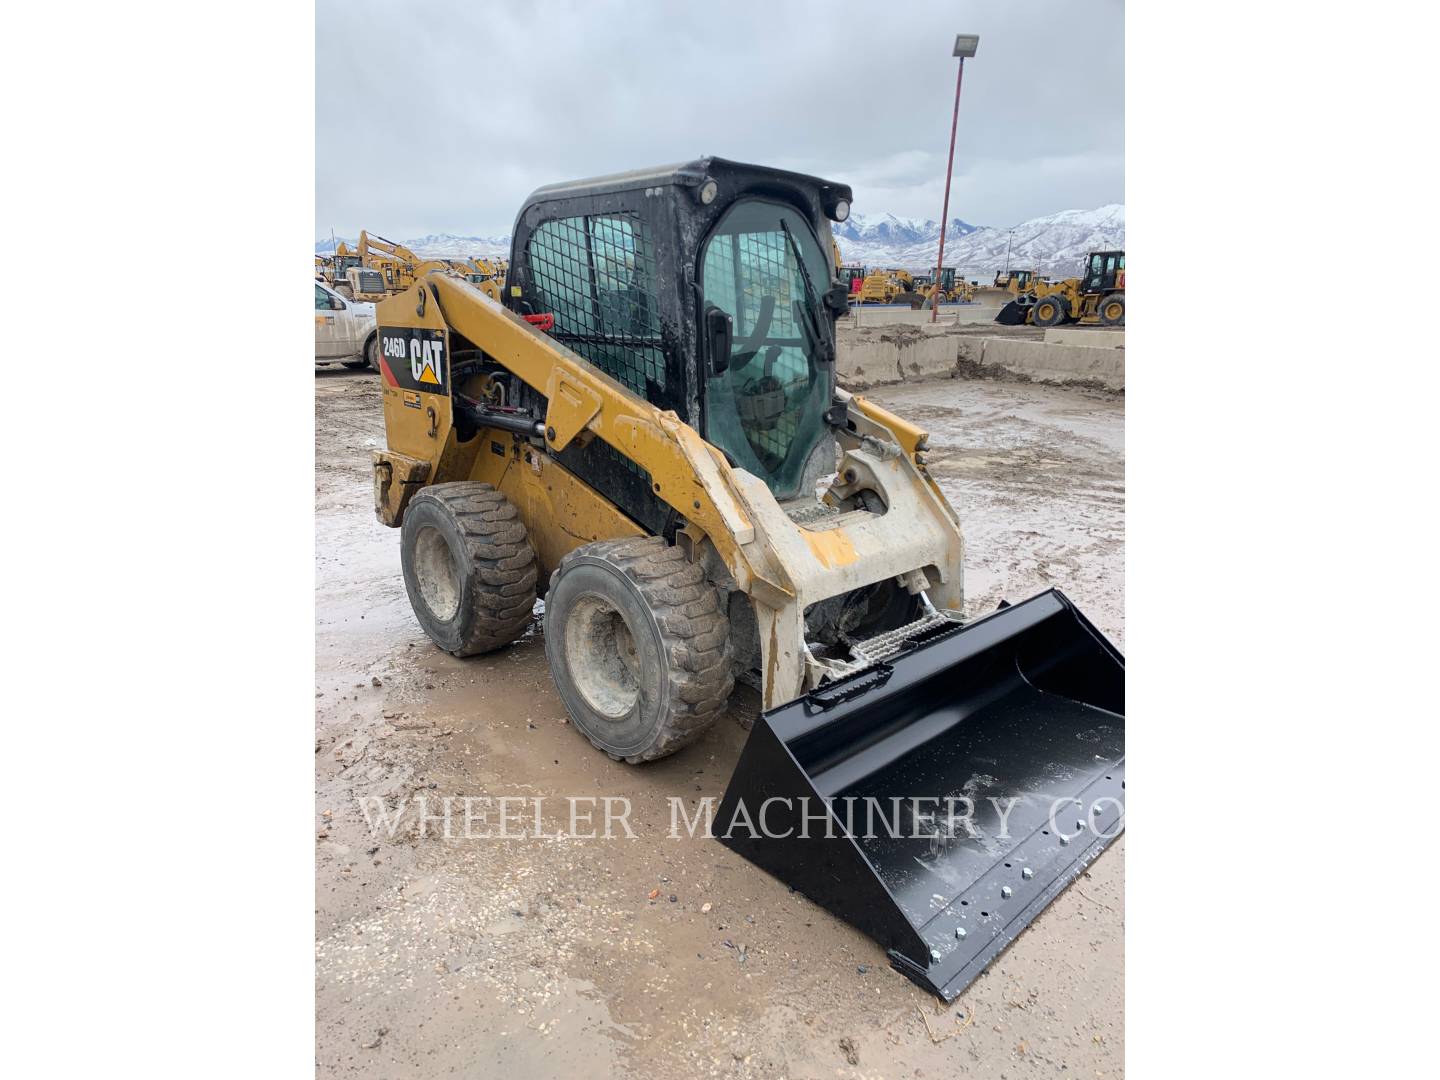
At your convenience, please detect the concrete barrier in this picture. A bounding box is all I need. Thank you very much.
[1043,327,1125,348]
[836,323,1125,392]
[846,304,1003,328]
[976,338,1124,390]
[835,324,961,389]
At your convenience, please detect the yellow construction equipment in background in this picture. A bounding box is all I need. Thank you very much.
[317,241,363,291]
[359,231,422,295]
[319,233,510,302]
[995,250,1125,327]
[465,257,507,301]
[909,267,976,308]
[854,269,897,304]
[992,268,1043,296]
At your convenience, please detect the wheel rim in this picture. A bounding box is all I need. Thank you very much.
[565,594,640,720]
[412,525,461,622]
[1105,300,1122,320]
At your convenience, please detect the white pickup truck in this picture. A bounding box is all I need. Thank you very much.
[315,280,379,370]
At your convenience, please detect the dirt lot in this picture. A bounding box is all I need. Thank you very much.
[315,367,1125,1078]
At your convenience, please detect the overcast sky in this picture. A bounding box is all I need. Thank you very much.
[316,0,1123,240]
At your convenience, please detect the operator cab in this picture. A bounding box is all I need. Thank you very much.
[1081,250,1125,294]
[994,269,1037,290]
[504,157,852,533]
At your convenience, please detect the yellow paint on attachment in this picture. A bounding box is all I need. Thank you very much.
[803,528,859,569]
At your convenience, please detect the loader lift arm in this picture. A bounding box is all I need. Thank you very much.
[422,273,767,586]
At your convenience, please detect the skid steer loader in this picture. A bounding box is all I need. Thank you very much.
[370,158,1125,1001]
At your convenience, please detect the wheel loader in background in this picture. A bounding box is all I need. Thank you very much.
[837,264,866,296]
[464,257,508,301]
[910,267,976,308]
[371,157,1125,1002]
[992,268,1043,294]
[995,250,1125,327]
[318,242,363,293]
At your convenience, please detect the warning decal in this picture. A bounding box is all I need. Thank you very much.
[378,327,447,394]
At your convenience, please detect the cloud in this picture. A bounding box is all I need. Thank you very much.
[316,0,1124,238]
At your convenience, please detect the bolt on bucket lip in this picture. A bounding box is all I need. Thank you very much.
[715,588,1125,1002]
[888,761,1124,1001]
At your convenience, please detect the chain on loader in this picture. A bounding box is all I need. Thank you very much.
[370,157,1125,999]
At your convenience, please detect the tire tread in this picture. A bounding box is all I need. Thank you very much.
[408,482,536,656]
[548,536,734,763]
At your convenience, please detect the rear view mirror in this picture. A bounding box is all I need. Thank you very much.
[331,297,346,311]
[705,304,733,376]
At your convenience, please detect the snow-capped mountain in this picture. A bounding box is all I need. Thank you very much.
[315,233,511,259]
[314,203,1123,279]
[833,204,1125,279]
[832,212,980,252]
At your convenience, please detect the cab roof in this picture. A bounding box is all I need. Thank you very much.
[521,156,852,209]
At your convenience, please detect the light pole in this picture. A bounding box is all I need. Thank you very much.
[1004,228,1014,273]
[932,33,979,323]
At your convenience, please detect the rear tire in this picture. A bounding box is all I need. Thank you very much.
[1099,292,1125,326]
[400,483,538,656]
[544,536,734,763]
[1031,294,1068,328]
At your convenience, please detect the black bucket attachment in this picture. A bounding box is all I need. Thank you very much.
[715,589,1124,1002]
[994,299,1029,325]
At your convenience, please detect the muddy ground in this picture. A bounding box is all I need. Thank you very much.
[315,367,1125,1078]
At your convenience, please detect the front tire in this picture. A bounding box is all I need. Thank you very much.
[544,537,733,763]
[1031,294,1068,327]
[400,483,538,656]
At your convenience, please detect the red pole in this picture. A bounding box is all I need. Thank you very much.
[932,56,965,323]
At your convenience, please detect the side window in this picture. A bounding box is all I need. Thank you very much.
[526,213,664,396]
[315,284,333,310]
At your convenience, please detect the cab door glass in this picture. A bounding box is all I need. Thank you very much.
[700,200,831,500]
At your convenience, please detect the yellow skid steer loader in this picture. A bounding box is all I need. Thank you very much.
[371,158,1125,1001]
